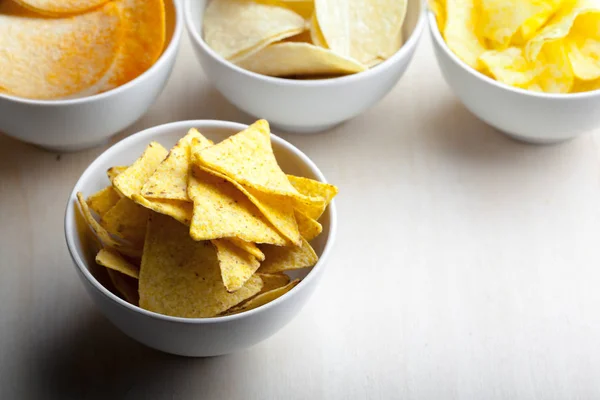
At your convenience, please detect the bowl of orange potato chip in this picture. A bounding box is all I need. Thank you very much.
[184,0,427,133]
[64,119,338,357]
[429,0,600,144]
[0,0,182,151]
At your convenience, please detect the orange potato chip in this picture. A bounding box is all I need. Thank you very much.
[295,210,323,241]
[228,238,266,261]
[225,279,299,314]
[100,197,149,247]
[86,186,121,217]
[96,247,140,279]
[212,239,261,292]
[0,2,123,99]
[107,268,139,305]
[113,142,168,199]
[139,213,263,318]
[258,238,318,274]
[13,0,111,15]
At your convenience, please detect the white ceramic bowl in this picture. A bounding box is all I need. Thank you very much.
[0,0,183,152]
[64,120,337,357]
[428,12,600,144]
[184,0,426,134]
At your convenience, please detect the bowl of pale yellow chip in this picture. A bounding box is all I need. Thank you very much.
[0,0,182,151]
[184,0,427,134]
[429,0,600,144]
[64,119,338,357]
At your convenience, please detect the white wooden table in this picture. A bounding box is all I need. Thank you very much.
[2,32,600,400]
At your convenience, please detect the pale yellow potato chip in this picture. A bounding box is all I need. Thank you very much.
[566,13,600,80]
[314,0,407,63]
[13,0,110,15]
[142,129,209,201]
[295,210,323,241]
[226,279,300,314]
[258,238,318,274]
[107,166,128,184]
[200,166,301,246]
[132,195,193,226]
[480,47,539,86]
[86,186,121,217]
[100,197,149,247]
[443,0,487,69]
[236,42,367,77]
[76,192,142,258]
[0,2,122,99]
[99,0,166,92]
[257,273,291,292]
[309,12,328,48]
[113,142,168,199]
[139,213,263,318]
[228,238,266,261]
[287,174,338,219]
[188,168,287,245]
[96,247,140,279]
[429,0,446,32]
[204,0,305,60]
[528,40,574,93]
[107,269,139,305]
[212,239,261,292]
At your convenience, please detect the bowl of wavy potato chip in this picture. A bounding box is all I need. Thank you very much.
[184,0,426,133]
[428,0,600,143]
[0,0,182,151]
[65,119,338,357]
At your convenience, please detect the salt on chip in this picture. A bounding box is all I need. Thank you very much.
[204,0,305,61]
[87,186,120,217]
[287,174,338,219]
[295,210,323,241]
[139,213,263,318]
[0,2,123,99]
[142,129,210,201]
[107,269,139,305]
[442,0,487,69]
[132,195,193,226]
[188,168,287,245]
[13,0,111,15]
[226,279,300,314]
[236,42,367,77]
[566,13,600,80]
[96,247,140,279]
[228,238,266,261]
[257,273,291,292]
[113,142,168,199]
[107,166,128,184]
[212,239,261,292]
[258,238,318,274]
[100,197,149,247]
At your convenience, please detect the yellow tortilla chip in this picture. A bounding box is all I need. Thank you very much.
[295,210,322,241]
[86,186,120,217]
[204,0,305,60]
[13,0,110,15]
[212,239,261,292]
[226,279,300,314]
[131,195,193,226]
[287,175,338,219]
[142,129,210,201]
[98,0,166,91]
[100,197,149,247]
[96,247,140,279]
[200,166,301,246]
[76,192,142,258]
[228,238,266,261]
[566,12,600,80]
[0,2,123,99]
[258,238,318,273]
[107,269,139,305]
[193,120,323,208]
[443,0,487,70]
[188,168,287,245]
[107,166,128,184]
[113,142,168,199]
[257,273,291,292]
[139,213,263,318]
[236,42,367,77]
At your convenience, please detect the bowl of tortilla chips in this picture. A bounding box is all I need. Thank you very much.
[64,119,338,357]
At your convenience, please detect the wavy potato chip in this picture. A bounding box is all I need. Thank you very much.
[566,13,600,80]
[213,239,261,292]
[87,186,121,217]
[107,269,139,305]
[0,2,122,99]
[228,238,266,261]
[13,0,111,15]
[139,213,263,318]
[100,197,149,247]
[236,42,367,77]
[295,210,323,241]
[480,47,539,86]
[443,0,487,69]
[96,247,140,279]
[258,238,318,274]
[225,279,299,314]
[204,0,305,60]
[113,142,168,199]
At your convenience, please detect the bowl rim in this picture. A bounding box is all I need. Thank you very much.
[184,0,427,86]
[427,11,600,99]
[64,119,338,325]
[0,0,184,106]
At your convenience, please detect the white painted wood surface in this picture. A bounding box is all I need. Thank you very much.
[1,33,600,400]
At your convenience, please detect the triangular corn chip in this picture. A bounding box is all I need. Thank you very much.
[107,269,139,305]
[107,166,128,184]
[212,239,261,292]
[258,238,318,273]
[87,186,121,217]
[142,129,210,201]
[295,210,323,241]
[13,0,111,15]
[287,174,338,219]
[188,167,286,245]
[100,197,149,247]
[96,247,140,279]
[225,279,300,314]
[257,273,291,292]
[228,238,266,261]
[131,195,193,226]
[113,142,168,199]
[139,213,263,318]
